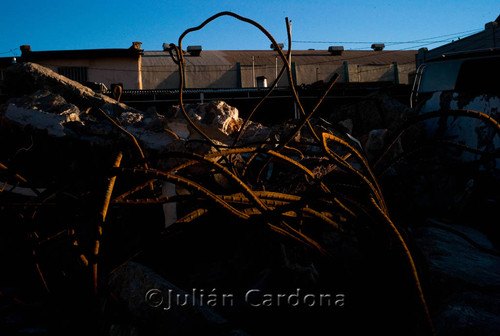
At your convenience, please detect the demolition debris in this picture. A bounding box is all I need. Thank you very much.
[1,11,499,336]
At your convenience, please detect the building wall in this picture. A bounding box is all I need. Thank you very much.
[296,64,346,84]
[35,57,141,89]
[141,65,180,89]
[141,64,291,89]
[185,65,238,88]
[15,49,416,90]
[295,62,414,85]
[354,64,393,83]
[239,63,291,88]
[140,61,413,89]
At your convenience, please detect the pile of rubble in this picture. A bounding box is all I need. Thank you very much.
[0,62,498,336]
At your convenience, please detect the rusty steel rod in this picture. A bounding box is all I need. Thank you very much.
[232,17,293,147]
[92,152,123,294]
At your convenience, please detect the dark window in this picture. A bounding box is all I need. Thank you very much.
[57,66,88,83]
[454,57,500,93]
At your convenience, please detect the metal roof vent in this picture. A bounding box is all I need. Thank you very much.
[328,46,344,55]
[187,45,202,56]
[371,43,385,51]
[270,43,284,50]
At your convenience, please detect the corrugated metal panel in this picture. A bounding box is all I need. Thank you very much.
[220,50,417,66]
[184,51,233,66]
[142,51,233,66]
[142,51,177,67]
[142,50,417,68]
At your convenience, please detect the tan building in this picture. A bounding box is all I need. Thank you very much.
[142,47,417,89]
[16,42,144,90]
[2,42,417,91]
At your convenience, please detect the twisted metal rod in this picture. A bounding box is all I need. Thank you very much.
[170,11,316,151]
[92,152,122,294]
[322,133,388,214]
[277,73,340,151]
[161,151,270,214]
[232,17,293,147]
[95,108,148,168]
[369,197,434,335]
[254,73,340,183]
[168,43,220,150]
[116,167,250,220]
[99,12,433,333]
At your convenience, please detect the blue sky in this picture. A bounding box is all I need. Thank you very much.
[1,0,498,56]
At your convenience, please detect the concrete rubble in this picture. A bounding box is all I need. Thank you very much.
[414,219,500,336]
[1,63,275,154]
[0,62,499,336]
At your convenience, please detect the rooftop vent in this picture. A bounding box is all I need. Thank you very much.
[371,43,385,51]
[187,45,202,56]
[130,41,142,50]
[270,43,284,51]
[328,46,344,55]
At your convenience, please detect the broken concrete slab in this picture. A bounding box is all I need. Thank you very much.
[5,104,78,137]
[414,219,500,336]
[2,63,306,166]
[4,62,139,115]
[2,63,177,154]
[170,101,240,137]
[1,62,277,156]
